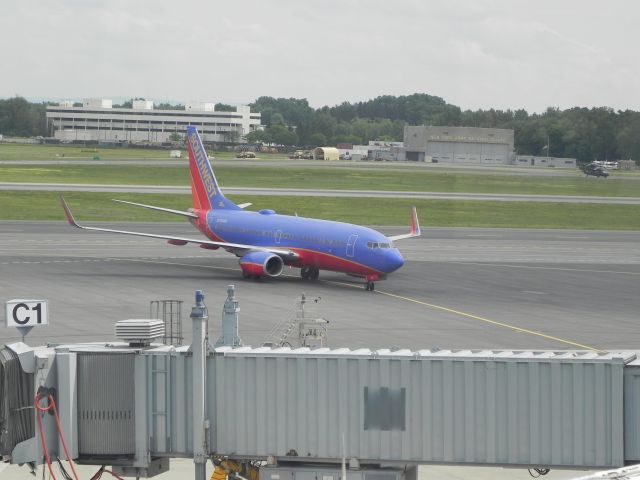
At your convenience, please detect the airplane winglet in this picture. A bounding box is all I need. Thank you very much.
[60,196,81,228]
[410,206,421,236]
[388,206,421,241]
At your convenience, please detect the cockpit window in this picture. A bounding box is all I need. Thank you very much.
[367,241,392,249]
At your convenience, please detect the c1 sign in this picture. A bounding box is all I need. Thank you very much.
[5,300,49,328]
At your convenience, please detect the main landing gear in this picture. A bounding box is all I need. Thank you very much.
[301,266,319,280]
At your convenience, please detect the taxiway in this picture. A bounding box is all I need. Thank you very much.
[1,221,638,352]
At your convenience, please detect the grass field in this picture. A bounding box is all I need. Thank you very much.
[3,191,639,230]
[1,164,639,197]
[0,143,246,160]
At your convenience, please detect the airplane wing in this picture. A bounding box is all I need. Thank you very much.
[61,197,298,260]
[388,206,421,241]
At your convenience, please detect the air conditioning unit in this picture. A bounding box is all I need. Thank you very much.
[115,319,164,346]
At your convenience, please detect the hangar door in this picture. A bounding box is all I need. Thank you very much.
[427,141,509,165]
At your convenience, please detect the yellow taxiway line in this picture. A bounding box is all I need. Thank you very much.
[325,280,602,352]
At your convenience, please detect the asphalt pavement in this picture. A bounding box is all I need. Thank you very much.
[3,221,638,480]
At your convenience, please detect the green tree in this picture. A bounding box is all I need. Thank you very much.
[309,132,327,146]
[270,112,285,126]
[0,97,46,136]
[245,130,269,144]
[311,112,337,140]
[616,113,640,161]
[215,103,235,112]
[268,125,298,146]
[156,102,185,110]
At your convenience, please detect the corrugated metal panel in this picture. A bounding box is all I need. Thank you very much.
[77,353,135,455]
[210,348,626,468]
[259,465,406,480]
[0,347,34,456]
[624,365,640,461]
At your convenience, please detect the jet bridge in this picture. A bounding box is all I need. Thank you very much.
[3,288,640,478]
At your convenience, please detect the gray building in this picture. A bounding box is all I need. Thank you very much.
[515,155,577,168]
[404,126,514,164]
[46,98,263,144]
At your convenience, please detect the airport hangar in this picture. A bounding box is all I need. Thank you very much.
[361,125,576,168]
[45,98,263,144]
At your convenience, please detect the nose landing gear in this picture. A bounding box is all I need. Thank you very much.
[364,274,380,291]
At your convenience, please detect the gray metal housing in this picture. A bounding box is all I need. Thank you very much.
[207,348,626,468]
[259,464,413,480]
[4,342,640,471]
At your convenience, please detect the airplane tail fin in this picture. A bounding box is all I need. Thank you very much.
[186,126,240,211]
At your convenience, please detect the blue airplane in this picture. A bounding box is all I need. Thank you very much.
[61,126,420,291]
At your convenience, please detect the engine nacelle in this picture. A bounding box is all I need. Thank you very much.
[239,251,284,278]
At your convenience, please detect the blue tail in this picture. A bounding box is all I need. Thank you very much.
[186,126,240,210]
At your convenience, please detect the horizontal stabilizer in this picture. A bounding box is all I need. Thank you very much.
[112,199,197,218]
[237,202,253,209]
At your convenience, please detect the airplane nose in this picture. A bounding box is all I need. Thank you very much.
[385,250,405,272]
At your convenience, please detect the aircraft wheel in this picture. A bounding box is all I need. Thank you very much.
[301,267,311,279]
[310,268,320,280]
[365,281,375,291]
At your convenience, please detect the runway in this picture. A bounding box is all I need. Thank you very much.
[2,182,640,204]
[1,221,639,352]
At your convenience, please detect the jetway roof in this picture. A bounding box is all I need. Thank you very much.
[38,342,640,364]
[214,345,637,363]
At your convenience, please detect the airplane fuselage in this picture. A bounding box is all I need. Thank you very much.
[192,208,405,277]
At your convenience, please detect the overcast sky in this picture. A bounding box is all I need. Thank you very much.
[2,0,638,113]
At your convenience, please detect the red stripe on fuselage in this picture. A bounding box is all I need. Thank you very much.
[289,248,381,276]
[195,214,383,277]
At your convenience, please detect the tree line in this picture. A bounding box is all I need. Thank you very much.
[247,94,640,163]
[1,94,639,163]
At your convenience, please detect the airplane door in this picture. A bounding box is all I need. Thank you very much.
[275,229,283,244]
[346,234,358,257]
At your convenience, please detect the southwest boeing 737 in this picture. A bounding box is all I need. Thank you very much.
[61,126,420,290]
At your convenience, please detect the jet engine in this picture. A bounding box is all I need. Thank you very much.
[239,251,284,278]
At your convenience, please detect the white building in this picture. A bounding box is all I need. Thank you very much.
[338,140,405,160]
[46,99,263,144]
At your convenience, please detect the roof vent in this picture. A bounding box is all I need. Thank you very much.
[115,319,165,347]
